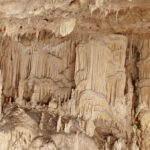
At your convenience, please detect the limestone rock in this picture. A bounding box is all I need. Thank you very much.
[0,0,149,150]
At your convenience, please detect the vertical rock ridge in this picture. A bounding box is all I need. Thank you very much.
[135,38,150,150]
[64,34,135,149]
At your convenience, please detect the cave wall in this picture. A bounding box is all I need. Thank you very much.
[0,33,143,150]
[0,0,150,150]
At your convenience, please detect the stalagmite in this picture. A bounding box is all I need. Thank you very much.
[57,116,62,132]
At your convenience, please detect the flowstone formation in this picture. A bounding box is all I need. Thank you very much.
[0,0,150,150]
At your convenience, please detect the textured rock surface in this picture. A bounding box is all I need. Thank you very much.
[0,0,149,150]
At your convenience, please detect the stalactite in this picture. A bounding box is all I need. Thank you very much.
[0,34,76,107]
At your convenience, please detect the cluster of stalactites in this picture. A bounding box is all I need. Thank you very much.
[0,34,75,107]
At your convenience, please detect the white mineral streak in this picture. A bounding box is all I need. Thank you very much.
[59,18,76,37]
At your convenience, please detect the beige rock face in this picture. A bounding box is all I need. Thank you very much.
[0,0,150,150]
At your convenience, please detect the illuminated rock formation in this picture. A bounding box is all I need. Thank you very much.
[0,0,150,149]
